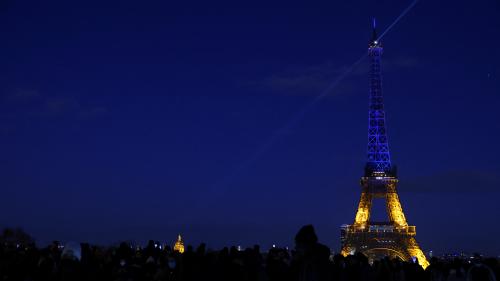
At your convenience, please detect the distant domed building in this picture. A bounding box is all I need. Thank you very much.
[173,234,184,253]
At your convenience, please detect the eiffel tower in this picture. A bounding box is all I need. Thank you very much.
[340,20,429,269]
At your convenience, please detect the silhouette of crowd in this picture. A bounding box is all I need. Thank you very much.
[1,225,498,281]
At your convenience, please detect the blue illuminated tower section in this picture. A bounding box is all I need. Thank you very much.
[366,19,392,176]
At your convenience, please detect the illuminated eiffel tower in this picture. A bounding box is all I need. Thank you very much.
[340,20,429,269]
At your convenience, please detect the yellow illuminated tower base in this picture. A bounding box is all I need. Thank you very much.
[340,175,429,269]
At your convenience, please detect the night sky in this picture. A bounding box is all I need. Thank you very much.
[1,0,500,254]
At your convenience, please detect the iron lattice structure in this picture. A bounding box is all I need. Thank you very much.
[340,21,429,269]
[366,26,392,176]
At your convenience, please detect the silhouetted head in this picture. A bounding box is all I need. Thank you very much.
[147,240,155,249]
[253,244,260,253]
[196,243,206,255]
[468,264,496,281]
[355,252,369,265]
[294,225,318,249]
[61,242,81,261]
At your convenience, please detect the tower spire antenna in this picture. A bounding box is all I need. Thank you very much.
[371,18,379,44]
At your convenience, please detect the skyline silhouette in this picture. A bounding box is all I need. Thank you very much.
[1,0,499,255]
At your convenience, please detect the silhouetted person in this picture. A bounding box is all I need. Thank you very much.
[290,225,331,281]
[266,247,290,281]
[2,226,500,281]
[467,263,497,281]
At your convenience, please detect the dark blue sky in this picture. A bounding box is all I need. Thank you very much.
[1,0,500,254]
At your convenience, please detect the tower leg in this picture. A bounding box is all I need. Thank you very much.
[354,192,372,227]
[406,237,430,269]
[386,192,408,227]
